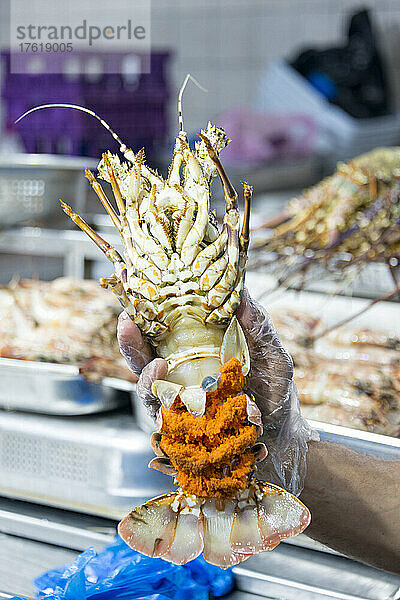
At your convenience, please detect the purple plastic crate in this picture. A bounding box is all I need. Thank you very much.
[2,51,170,158]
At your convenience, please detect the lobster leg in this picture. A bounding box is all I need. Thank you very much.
[60,201,135,314]
[146,184,173,253]
[60,201,123,266]
[102,153,126,216]
[180,136,207,188]
[122,227,162,285]
[200,251,228,291]
[126,204,169,270]
[207,272,245,325]
[175,198,196,253]
[126,272,159,301]
[192,227,228,276]
[176,137,210,266]
[124,155,170,267]
[168,136,184,186]
[207,224,240,309]
[181,194,210,266]
[128,151,145,205]
[198,132,238,210]
[99,275,134,315]
[198,132,241,309]
[240,181,252,254]
[85,169,121,230]
[206,182,251,319]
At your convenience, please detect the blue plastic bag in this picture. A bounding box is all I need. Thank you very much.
[184,556,235,598]
[28,536,234,600]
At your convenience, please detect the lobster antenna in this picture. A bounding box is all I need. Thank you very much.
[15,103,131,156]
[178,74,207,133]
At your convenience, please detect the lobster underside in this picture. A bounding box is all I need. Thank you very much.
[56,113,310,566]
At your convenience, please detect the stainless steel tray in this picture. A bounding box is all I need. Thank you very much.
[0,410,169,519]
[312,420,400,459]
[234,544,400,600]
[0,357,131,415]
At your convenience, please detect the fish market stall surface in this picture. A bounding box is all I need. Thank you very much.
[0,501,399,599]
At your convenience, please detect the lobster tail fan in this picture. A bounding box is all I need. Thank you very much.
[118,483,311,568]
[118,493,178,558]
[201,499,245,567]
[162,510,204,565]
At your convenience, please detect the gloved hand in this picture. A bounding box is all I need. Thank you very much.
[117,289,317,496]
[235,290,318,495]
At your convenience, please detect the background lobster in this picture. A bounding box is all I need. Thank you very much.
[252,147,400,296]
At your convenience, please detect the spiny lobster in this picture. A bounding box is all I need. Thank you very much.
[252,147,400,294]
[17,84,310,567]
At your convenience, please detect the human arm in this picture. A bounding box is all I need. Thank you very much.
[298,440,400,573]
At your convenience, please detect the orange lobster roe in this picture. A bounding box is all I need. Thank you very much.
[159,357,257,498]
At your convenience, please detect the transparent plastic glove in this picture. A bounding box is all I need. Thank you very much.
[117,290,318,496]
[118,312,167,419]
[236,289,318,495]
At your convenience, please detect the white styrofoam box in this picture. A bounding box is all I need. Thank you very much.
[257,61,329,115]
[256,61,400,159]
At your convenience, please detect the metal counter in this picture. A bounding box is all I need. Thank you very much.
[0,407,399,522]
